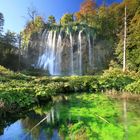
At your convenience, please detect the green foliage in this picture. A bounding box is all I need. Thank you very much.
[0,65,30,80]
[0,12,4,33]
[99,68,135,91]
[60,13,74,25]
[35,82,66,97]
[94,6,118,40]
[3,30,17,46]
[22,68,50,76]
[0,65,14,76]
[21,16,44,47]
[43,22,95,37]
[74,0,140,72]
[0,66,140,113]
[126,6,140,71]
[115,0,140,71]
[68,76,99,92]
[48,15,56,24]
[0,66,35,111]
[125,79,140,93]
[0,30,22,71]
[0,46,19,70]
[0,88,35,108]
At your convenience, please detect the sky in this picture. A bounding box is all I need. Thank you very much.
[0,0,122,33]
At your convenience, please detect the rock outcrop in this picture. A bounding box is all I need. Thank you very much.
[26,25,113,75]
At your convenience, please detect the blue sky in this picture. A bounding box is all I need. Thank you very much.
[0,0,122,33]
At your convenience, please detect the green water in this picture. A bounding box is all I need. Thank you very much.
[0,93,140,140]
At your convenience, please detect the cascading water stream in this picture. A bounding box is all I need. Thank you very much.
[37,30,63,75]
[37,31,56,75]
[54,31,62,75]
[78,31,82,75]
[44,31,54,74]
[50,31,56,74]
[37,29,47,66]
[70,33,74,75]
[37,31,52,72]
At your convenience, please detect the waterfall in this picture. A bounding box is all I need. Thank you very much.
[37,31,57,75]
[35,28,95,76]
[37,31,52,71]
[54,32,62,75]
[37,31,62,75]
[44,31,54,74]
[70,33,74,75]
[49,31,56,74]
[41,29,47,48]
[78,31,82,75]
[88,34,92,66]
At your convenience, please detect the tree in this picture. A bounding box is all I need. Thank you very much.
[27,6,38,21]
[125,7,140,71]
[48,15,56,24]
[0,12,4,33]
[0,30,20,71]
[21,16,44,47]
[123,5,127,72]
[60,13,74,25]
[116,0,140,71]
[4,30,17,46]
[75,0,96,24]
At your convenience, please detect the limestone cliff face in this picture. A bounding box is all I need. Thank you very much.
[93,40,113,71]
[26,27,113,75]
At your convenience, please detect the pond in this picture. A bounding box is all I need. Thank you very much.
[0,93,140,140]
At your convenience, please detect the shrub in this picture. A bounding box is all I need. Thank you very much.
[99,68,135,91]
[125,79,140,94]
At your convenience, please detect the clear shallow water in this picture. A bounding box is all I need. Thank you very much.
[0,94,140,140]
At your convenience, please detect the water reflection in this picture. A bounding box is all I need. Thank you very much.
[123,99,128,140]
[0,106,61,140]
[0,94,140,140]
